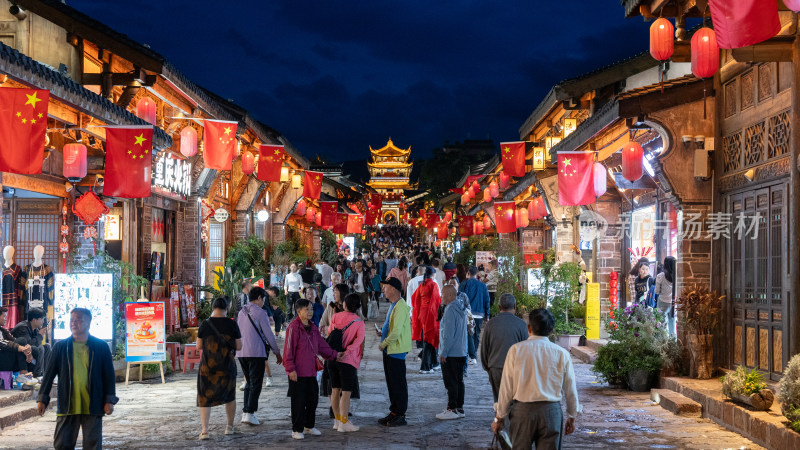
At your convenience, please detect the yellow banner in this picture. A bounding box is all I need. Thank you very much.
[586,283,601,340]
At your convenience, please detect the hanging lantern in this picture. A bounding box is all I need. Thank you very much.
[444,211,452,222]
[241,151,255,175]
[528,203,536,221]
[461,192,470,205]
[650,18,674,61]
[291,173,302,189]
[62,143,87,182]
[136,97,157,124]
[315,211,322,226]
[593,162,607,197]
[296,199,306,216]
[474,221,483,235]
[499,172,510,189]
[306,206,315,223]
[518,208,529,228]
[483,187,491,203]
[467,186,475,200]
[691,27,719,79]
[622,142,644,182]
[787,0,800,12]
[471,180,480,191]
[489,181,499,198]
[180,126,198,157]
[483,215,492,230]
[280,166,289,182]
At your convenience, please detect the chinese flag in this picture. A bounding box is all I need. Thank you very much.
[458,216,473,237]
[103,126,154,198]
[203,120,237,170]
[0,88,49,174]
[557,151,595,206]
[347,214,363,234]
[257,144,284,182]
[494,201,516,234]
[320,201,337,227]
[365,209,379,226]
[334,213,349,234]
[303,171,322,200]
[370,193,382,209]
[426,212,439,229]
[500,141,526,177]
[530,196,548,220]
[437,223,448,240]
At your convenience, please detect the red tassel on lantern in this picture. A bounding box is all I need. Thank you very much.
[241,151,255,175]
[180,126,197,157]
[593,162,607,197]
[483,188,491,203]
[296,199,306,216]
[136,97,157,124]
[691,27,719,79]
[650,18,674,61]
[622,142,644,182]
[63,143,87,182]
[483,215,492,230]
[499,173,510,189]
[489,181,499,198]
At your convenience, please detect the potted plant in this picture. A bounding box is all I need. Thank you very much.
[625,343,663,392]
[675,285,724,379]
[778,354,800,432]
[721,365,774,410]
[592,342,630,388]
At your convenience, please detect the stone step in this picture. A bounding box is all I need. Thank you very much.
[650,388,702,418]
[585,339,608,352]
[570,346,597,364]
[0,399,49,430]
[0,387,37,410]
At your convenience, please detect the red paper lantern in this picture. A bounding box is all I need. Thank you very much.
[622,142,643,182]
[528,203,536,221]
[467,186,475,200]
[474,221,483,235]
[136,97,157,124]
[483,187,491,203]
[241,151,255,175]
[489,181,499,198]
[306,206,315,223]
[180,126,197,157]
[518,208,529,228]
[444,211,452,222]
[499,172,510,189]
[471,180,480,191]
[315,211,322,226]
[62,143,87,181]
[483,215,492,230]
[296,199,306,216]
[461,193,470,205]
[787,0,800,12]
[593,162,607,197]
[691,27,719,79]
[649,18,674,61]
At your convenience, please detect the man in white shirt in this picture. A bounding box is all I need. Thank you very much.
[283,263,302,321]
[406,265,425,318]
[321,273,342,306]
[319,260,334,288]
[492,308,579,449]
[431,259,445,294]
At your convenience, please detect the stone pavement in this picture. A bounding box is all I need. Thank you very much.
[0,303,764,449]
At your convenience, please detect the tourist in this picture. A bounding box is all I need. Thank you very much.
[284,263,302,321]
[319,283,348,418]
[329,293,365,432]
[411,266,440,374]
[283,298,338,440]
[12,307,50,379]
[654,256,676,337]
[370,266,382,305]
[480,293,528,402]
[385,252,398,275]
[435,285,468,420]
[237,287,282,426]
[432,259,445,293]
[37,308,119,448]
[347,261,371,320]
[377,277,412,427]
[455,263,467,285]
[627,257,650,304]
[634,262,654,304]
[301,286,324,327]
[376,254,387,281]
[459,266,490,365]
[443,256,457,280]
[492,309,580,449]
[0,306,36,388]
[319,259,334,288]
[299,263,315,287]
[387,258,409,294]
[236,279,251,315]
[265,286,285,337]
[314,272,327,299]
[485,260,498,309]
[406,265,425,310]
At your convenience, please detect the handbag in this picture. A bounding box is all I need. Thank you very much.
[304,327,326,372]
[244,305,272,356]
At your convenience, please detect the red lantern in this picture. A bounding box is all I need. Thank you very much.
[489,181,499,198]
[315,211,322,226]
[467,186,475,200]
[461,193,470,205]
[649,18,674,61]
[62,143,87,181]
[136,97,157,124]
[622,142,643,182]
[296,199,306,216]
[499,172,510,189]
[528,203,536,221]
[471,180,479,191]
[474,221,483,235]
[444,211,452,222]
[483,187,491,203]
[593,162,607,197]
[241,151,255,175]
[691,27,719,79]
[483,215,491,230]
[518,208,529,228]
[180,126,197,157]
[306,206,315,223]
[787,0,800,12]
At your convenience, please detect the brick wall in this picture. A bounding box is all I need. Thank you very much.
[677,204,712,295]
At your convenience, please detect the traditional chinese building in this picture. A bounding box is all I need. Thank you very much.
[366,139,415,223]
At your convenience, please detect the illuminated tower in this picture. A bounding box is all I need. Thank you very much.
[366,139,415,223]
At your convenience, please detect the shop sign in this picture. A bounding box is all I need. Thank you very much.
[214,208,229,222]
[585,283,600,340]
[104,214,120,240]
[124,301,166,363]
[153,153,191,199]
[579,210,607,244]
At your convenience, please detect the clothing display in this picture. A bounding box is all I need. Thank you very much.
[20,263,54,314]
[2,264,23,327]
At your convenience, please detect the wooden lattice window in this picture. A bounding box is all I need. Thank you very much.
[15,214,59,270]
[208,221,224,265]
[724,80,737,118]
[767,111,790,159]
[723,132,742,173]
[744,122,765,167]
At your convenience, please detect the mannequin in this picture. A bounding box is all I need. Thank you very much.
[20,245,55,318]
[2,245,23,328]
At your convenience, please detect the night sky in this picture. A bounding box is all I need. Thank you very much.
[68,0,648,162]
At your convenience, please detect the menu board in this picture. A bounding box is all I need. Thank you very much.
[125,302,166,363]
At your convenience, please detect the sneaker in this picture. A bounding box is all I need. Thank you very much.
[436,409,460,420]
[242,413,260,425]
[432,365,441,371]
[333,419,341,431]
[339,420,360,432]
[264,377,273,387]
[239,380,247,391]
[385,414,407,427]
[468,358,477,365]
[292,431,304,440]
[378,412,395,426]
[419,369,433,374]
[456,409,465,418]
[15,373,37,386]
[303,427,322,436]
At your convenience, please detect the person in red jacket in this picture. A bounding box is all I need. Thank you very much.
[283,298,338,440]
[411,266,441,374]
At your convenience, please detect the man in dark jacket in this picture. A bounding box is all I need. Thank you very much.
[37,308,118,450]
[458,266,490,365]
[480,293,529,401]
[12,307,50,378]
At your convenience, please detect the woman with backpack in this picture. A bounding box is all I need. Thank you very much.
[327,293,365,432]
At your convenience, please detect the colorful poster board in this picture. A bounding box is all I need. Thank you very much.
[183,284,198,327]
[585,283,601,340]
[54,274,114,340]
[125,302,166,362]
[475,251,495,267]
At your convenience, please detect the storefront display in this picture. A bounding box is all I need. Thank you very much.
[54,274,113,340]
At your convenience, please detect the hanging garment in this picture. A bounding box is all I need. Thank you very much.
[19,264,54,315]
[2,264,23,327]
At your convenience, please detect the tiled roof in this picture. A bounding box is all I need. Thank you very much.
[621,0,645,18]
[0,40,172,148]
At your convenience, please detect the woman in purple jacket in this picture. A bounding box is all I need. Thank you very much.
[283,298,338,440]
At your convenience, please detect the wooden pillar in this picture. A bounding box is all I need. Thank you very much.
[790,35,800,357]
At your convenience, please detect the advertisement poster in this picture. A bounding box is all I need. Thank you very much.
[178,284,188,328]
[125,302,166,363]
[475,251,496,268]
[585,283,601,340]
[168,284,181,332]
[183,284,198,327]
[54,274,114,340]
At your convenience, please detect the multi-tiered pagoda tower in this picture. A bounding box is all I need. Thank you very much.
[366,139,415,224]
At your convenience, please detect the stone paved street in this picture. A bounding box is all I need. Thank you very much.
[0,305,763,449]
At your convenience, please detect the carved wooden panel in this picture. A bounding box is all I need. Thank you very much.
[741,71,754,110]
[759,328,769,370]
[774,330,783,373]
[723,132,742,173]
[734,325,742,364]
[724,80,738,118]
[744,122,764,166]
[778,62,792,92]
[758,64,773,102]
[746,326,755,367]
[767,110,790,159]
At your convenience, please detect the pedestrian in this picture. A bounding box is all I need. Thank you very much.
[431,259,445,293]
[319,259,334,288]
[480,293,529,402]
[435,285,468,420]
[303,286,324,327]
[654,256,676,337]
[411,266,441,374]
[236,279,251,315]
[492,309,580,449]
[265,286,284,338]
[485,260,498,309]
[628,257,650,304]
[37,307,119,450]
[195,297,242,439]
[328,293,365,432]
[370,266,382,305]
[347,260,371,321]
[237,287,282,426]
[376,277,412,427]
[319,283,348,419]
[634,262,654,304]
[283,298,338,440]
[459,266,490,366]
[284,263,302,321]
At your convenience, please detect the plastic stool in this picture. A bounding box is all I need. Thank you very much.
[165,342,182,371]
[0,371,12,390]
[182,344,202,373]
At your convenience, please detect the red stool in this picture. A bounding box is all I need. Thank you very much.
[165,342,182,371]
[182,344,202,373]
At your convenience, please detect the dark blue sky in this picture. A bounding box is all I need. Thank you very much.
[69,0,647,161]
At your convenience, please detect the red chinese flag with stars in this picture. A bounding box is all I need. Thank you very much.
[500,141,526,177]
[0,88,50,174]
[494,201,516,234]
[458,216,473,237]
[303,171,323,200]
[365,209,379,226]
[426,212,439,229]
[203,120,238,170]
[320,201,337,227]
[257,144,284,182]
[370,193,382,209]
[334,213,349,234]
[557,151,595,206]
[103,126,154,198]
[347,214,363,234]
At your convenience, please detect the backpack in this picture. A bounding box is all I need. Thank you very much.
[325,319,361,352]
